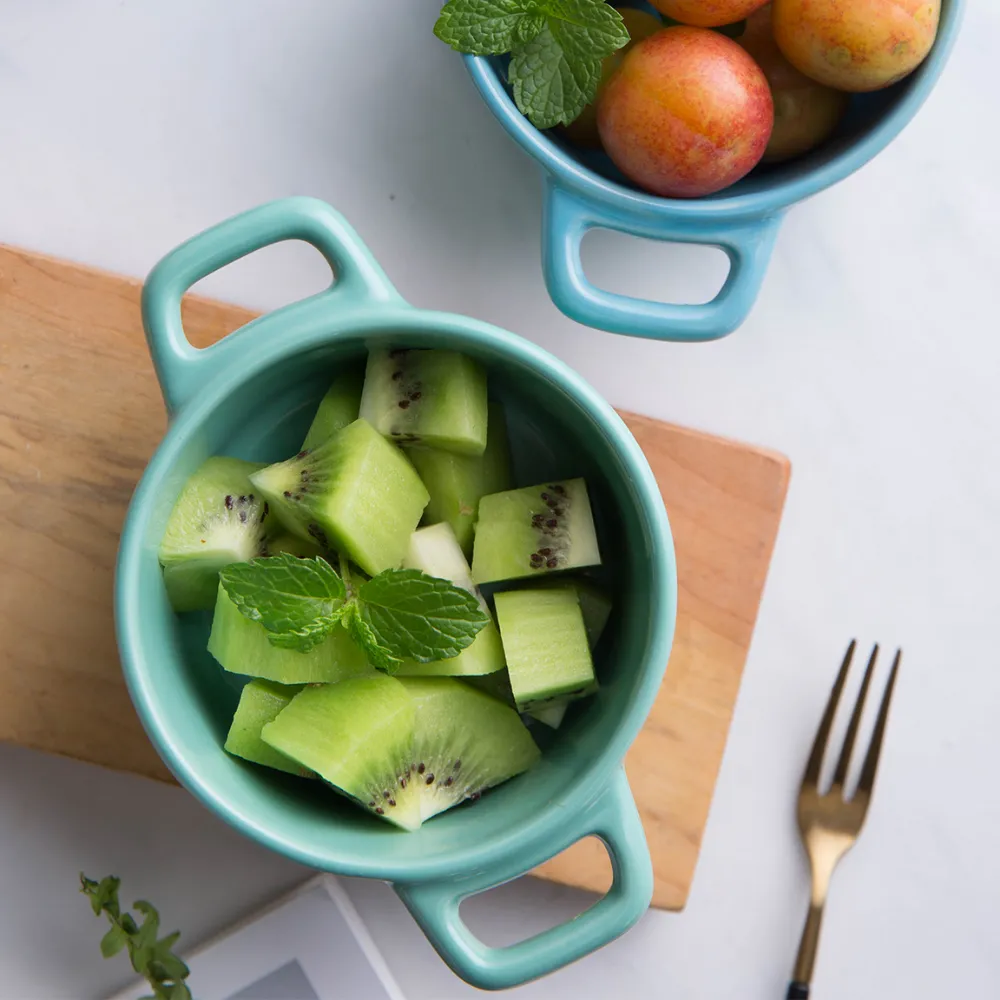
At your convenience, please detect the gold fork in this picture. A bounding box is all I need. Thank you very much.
[786,641,901,1000]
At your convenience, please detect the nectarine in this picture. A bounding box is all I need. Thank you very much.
[738,5,849,161]
[772,0,940,92]
[652,0,770,29]
[597,27,774,198]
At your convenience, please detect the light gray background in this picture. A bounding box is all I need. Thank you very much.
[1,2,997,997]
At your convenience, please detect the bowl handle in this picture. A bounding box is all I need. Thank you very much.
[395,766,652,991]
[542,179,784,342]
[141,196,402,415]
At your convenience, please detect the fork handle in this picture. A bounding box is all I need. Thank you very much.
[786,984,810,999]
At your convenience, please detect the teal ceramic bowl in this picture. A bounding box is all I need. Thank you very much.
[466,0,964,341]
[116,197,677,991]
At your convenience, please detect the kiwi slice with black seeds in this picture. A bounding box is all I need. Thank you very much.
[471,478,601,585]
[359,348,488,456]
[261,674,539,829]
[158,456,272,612]
[249,418,429,576]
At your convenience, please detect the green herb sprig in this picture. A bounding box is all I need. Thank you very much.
[219,552,489,672]
[80,874,191,1000]
[435,0,631,129]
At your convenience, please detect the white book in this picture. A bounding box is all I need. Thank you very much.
[106,875,405,1000]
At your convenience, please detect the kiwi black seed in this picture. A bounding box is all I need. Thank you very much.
[525,484,576,572]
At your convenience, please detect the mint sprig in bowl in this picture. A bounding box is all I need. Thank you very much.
[436,0,632,129]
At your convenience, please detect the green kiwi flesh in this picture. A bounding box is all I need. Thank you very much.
[262,675,422,830]
[399,676,540,823]
[394,523,506,677]
[493,586,596,710]
[525,578,610,728]
[406,402,512,557]
[359,349,488,456]
[159,456,272,612]
[301,369,364,451]
[224,680,311,776]
[471,478,601,585]
[208,584,371,684]
[260,675,538,829]
[249,418,429,576]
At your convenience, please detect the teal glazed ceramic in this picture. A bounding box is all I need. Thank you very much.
[465,0,964,341]
[116,197,677,991]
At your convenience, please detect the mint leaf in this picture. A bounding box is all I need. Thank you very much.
[101,925,127,958]
[508,3,629,129]
[516,11,546,43]
[534,0,631,54]
[219,553,346,653]
[509,24,601,128]
[434,0,629,128]
[358,569,489,662]
[341,602,401,673]
[435,0,533,55]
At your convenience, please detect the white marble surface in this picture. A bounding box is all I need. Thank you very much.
[1,2,998,997]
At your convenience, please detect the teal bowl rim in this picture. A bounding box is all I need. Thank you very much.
[116,303,678,884]
[464,0,965,223]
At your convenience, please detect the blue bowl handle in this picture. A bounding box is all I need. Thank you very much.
[543,179,784,342]
[141,196,402,415]
[395,767,652,991]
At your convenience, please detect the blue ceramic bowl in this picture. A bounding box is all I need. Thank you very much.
[466,0,964,341]
[116,198,677,991]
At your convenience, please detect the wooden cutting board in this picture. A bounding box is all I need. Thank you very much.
[0,246,789,911]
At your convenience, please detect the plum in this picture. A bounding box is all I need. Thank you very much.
[772,0,941,92]
[562,8,663,148]
[738,5,848,162]
[652,0,770,28]
[597,26,774,198]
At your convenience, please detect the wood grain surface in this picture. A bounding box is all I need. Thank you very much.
[0,245,789,911]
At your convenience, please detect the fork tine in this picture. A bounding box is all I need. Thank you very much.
[856,649,901,798]
[803,640,856,786]
[830,644,879,790]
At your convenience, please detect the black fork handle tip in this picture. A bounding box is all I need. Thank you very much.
[786,983,809,999]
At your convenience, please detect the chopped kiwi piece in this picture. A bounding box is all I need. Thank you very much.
[406,402,513,557]
[208,584,371,684]
[224,680,311,776]
[249,418,429,576]
[520,577,612,648]
[395,523,506,677]
[158,456,272,612]
[523,578,610,728]
[261,675,539,829]
[471,478,601,585]
[262,675,422,830]
[265,531,326,559]
[301,368,364,451]
[493,586,596,710]
[359,349,488,456]
[398,677,540,823]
